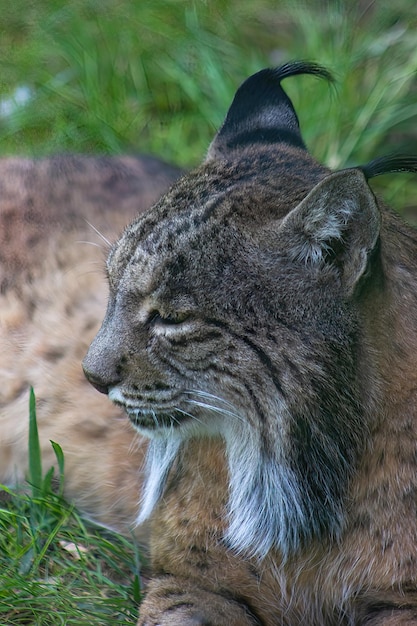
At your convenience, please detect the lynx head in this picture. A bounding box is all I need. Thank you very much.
[83,62,417,559]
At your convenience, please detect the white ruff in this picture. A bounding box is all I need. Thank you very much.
[224,420,308,560]
[135,399,312,559]
[136,434,183,525]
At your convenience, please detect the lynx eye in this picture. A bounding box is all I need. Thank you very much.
[148,310,190,326]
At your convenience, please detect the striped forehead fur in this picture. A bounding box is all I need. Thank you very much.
[110,146,328,279]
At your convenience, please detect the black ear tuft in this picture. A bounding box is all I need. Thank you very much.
[359,155,417,180]
[209,61,333,157]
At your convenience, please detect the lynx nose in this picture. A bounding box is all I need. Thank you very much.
[82,350,121,395]
[83,321,123,395]
[82,365,112,395]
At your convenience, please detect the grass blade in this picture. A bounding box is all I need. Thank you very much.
[28,387,42,498]
[51,440,65,496]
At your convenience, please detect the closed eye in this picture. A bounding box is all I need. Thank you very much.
[147,310,191,326]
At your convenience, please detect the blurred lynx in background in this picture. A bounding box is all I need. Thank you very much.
[0,154,181,538]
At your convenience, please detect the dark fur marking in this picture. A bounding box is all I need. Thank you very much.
[205,318,286,398]
[223,128,306,151]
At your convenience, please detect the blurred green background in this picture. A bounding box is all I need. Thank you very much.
[1,0,417,207]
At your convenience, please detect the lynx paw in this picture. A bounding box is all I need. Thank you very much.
[138,605,214,626]
[137,581,258,626]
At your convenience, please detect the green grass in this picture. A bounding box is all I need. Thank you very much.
[0,390,140,625]
[1,2,417,177]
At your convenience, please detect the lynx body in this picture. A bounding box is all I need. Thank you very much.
[84,63,417,625]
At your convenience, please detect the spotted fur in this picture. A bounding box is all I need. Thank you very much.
[83,62,417,625]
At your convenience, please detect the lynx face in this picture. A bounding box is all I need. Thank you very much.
[83,62,415,559]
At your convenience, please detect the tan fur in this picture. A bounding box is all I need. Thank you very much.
[0,154,181,536]
[82,64,417,625]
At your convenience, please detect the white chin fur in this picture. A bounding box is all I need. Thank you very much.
[135,418,221,525]
[133,400,313,559]
[224,426,307,560]
[108,386,125,404]
[136,433,183,525]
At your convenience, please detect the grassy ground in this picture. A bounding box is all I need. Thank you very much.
[0,391,141,625]
[0,490,141,625]
[2,1,417,624]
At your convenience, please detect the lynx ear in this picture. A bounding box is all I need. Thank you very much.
[207,61,332,159]
[278,169,381,293]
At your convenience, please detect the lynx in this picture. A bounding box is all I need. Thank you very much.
[83,62,417,625]
[0,154,181,536]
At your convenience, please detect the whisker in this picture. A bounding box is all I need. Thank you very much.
[168,411,181,426]
[127,431,145,455]
[184,389,239,411]
[77,268,107,278]
[185,399,246,424]
[84,219,112,247]
[151,410,160,429]
[174,407,206,427]
[75,240,105,249]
